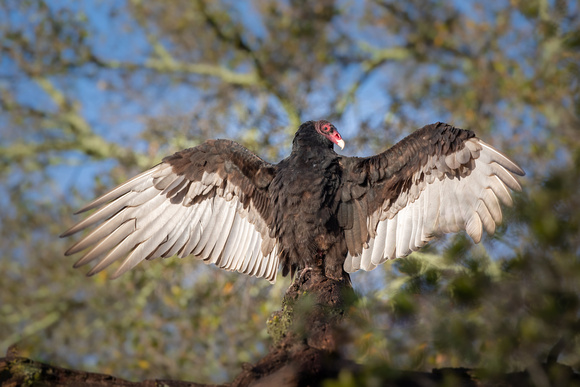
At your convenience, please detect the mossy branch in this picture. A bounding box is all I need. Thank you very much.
[2,268,579,386]
[26,77,149,168]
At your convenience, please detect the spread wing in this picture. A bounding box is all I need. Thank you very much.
[339,122,525,273]
[61,139,280,282]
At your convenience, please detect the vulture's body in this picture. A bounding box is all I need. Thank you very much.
[62,121,524,282]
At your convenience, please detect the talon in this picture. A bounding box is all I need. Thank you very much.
[298,266,313,280]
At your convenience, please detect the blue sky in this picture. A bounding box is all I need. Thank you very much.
[0,0,536,276]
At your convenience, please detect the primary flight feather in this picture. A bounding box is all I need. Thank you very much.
[61,121,524,282]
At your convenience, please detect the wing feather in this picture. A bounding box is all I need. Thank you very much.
[191,200,216,256]
[230,217,253,272]
[160,204,203,258]
[465,211,483,243]
[348,251,361,272]
[370,220,388,265]
[414,190,426,248]
[255,245,270,278]
[341,123,524,274]
[396,205,413,257]
[481,188,502,224]
[72,220,136,268]
[61,139,279,282]
[153,205,197,258]
[74,168,160,214]
[198,197,228,259]
[73,193,172,267]
[423,181,440,238]
[264,248,279,282]
[87,195,184,276]
[384,214,398,260]
[488,175,514,206]
[220,211,245,268]
[478,141,524,175]
[235,225,257,272]
[178,200,208,257]
[360,237,376,271]
[241,231,260,273]
[244,235,262,274]
[489,162,522,192]
[476,199,496,235]
[206,200,238,265]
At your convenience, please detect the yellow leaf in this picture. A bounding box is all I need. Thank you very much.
[171,285,181,296]
[138,360,150,370]
[223,282,233,295]
[95,271,107,286]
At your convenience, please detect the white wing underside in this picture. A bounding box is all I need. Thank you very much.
[344,138,524,273]
[63,163,280,283]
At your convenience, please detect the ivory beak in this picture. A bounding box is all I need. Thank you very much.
[336,139,345,150]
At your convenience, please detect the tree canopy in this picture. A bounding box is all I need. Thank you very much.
[1,0,579,384]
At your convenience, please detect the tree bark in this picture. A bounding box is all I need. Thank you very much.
[230,267,356,386]
[0,346,222,387]
[2,268,579,386]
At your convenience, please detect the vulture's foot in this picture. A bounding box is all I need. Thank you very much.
[298,266,313,282]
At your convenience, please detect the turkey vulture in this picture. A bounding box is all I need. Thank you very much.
[61,121,524,282]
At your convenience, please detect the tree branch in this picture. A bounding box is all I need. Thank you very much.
[0,349,221,387]
[90,55,260,88]
[195,0,301,131]
[0,77,150,171]
[336,45,411,114]
[3,267,579,386]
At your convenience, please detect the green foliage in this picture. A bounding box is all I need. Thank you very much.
[1,0,579,384]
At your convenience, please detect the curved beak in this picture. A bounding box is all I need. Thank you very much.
[336,138,345,150]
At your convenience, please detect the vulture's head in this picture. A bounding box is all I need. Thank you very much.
[293,120,345,152]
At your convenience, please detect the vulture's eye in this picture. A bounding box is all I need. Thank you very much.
[322,124,332,133]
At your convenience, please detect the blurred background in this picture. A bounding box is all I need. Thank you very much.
[1,0,579,384]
